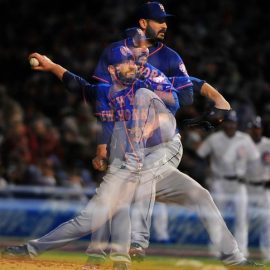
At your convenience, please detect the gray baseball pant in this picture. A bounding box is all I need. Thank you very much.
[87,134,245,265]
[131,136,245,265]
[86,88,176,260]
[85,168,157,262]
[26,167,142,262]
[27,88,174,262]
[86,134,180,259]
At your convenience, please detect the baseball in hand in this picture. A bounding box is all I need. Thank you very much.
[99,159,108,171]
[29,57,40,67]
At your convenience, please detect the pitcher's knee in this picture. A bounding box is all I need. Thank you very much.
[200,187,212,200]
[189,186,212,202]
[72,216,93,234]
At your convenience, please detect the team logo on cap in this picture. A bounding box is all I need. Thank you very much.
[137,29,144,36]
[120,46,130,56]
[152,75,165,83]
[159,3,165,12]
[179,63,188,76]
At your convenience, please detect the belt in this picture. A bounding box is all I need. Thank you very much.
[223,176,245,184]
[265,181,270,189]
[224,176,270,187]
[224,175,238,180]
[248,182,265,187]
[248,180,270,188]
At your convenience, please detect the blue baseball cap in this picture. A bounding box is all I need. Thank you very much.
[125,27,146,39]
[108,46,134,65]
[247,116,262,128]
[137,2,173,21]
[224,110,238,122]
[125,27,151,46]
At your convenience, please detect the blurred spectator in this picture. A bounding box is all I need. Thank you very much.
[60,102,100,168]
[245,116,270,262]
[0,85,24,131]
[197,110,259,257]
[0,177,7,189]
[28,116,62,164]
[1,121,32,184]
[22,158,57,186]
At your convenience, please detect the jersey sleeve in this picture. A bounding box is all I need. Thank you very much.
[168,50,189,77]
[62,71,97,102]
[98,121,114,145]
[167,50,196,106]
[189,76,206,93]
[169,76,194,106]
[94,87,115,145]
[162,90,180,115]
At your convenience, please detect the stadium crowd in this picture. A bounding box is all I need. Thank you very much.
[0,0,269,190]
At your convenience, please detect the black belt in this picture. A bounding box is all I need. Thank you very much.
[223,177,270,187]
[248,181,270,188]
[248,182,265,187]
[224,176,238,180]
[223,176,245,184]
[265,181,270,188]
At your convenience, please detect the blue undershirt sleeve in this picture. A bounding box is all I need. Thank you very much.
[62,71,96,102]
[98,121,114,145]
[189,76,206,94]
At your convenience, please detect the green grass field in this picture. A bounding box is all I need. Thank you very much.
[1,250,269,270]
[1,239,268,270]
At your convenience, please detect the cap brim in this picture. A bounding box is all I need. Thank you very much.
[148,13,174,21]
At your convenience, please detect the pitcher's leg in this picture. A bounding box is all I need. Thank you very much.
[27,198,108,256]
[27,168,137,256]
[130,135,182,249]
[85,220,111,260]
[131,170,156,249]
[208,180,227,257]
[155,166,245,264]
[110,207,131,263]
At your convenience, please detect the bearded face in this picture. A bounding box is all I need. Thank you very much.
[130,47,149,66]
[145,19,167,42]
[114,60,138,86]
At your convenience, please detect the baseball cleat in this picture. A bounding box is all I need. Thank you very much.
[1,245,31,259]
[112,262,130,270]
[81,256,106,270]
[229,259,265,268]
[129,243,145,262]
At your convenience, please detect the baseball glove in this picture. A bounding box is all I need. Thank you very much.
[181,107,230,131]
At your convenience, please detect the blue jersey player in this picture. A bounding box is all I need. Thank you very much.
[90,40,255,270]
[91,43,259,268]
[90,3,261,264]
[91,2,260,267]
[1,47,182,270]
[4,43,262,269]
[93,3,189,84]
